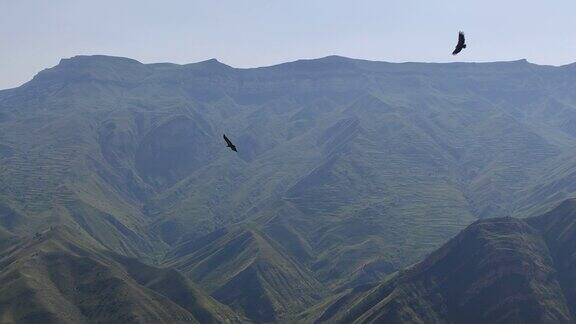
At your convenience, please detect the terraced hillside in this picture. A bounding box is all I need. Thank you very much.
[2,55,576,321]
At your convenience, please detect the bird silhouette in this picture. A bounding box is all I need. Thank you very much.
[223,134,237,152]
[452,31,466,55]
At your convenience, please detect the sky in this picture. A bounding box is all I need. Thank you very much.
[1,0,576,90]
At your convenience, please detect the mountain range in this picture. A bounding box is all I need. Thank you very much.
[2,55,576,322]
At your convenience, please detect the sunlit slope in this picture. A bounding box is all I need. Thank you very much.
[164,224,326,322]
[0,226,244,323]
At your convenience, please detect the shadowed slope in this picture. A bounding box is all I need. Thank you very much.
[165,225,326,322]
[312,204,576,323]
[528,199,576,319]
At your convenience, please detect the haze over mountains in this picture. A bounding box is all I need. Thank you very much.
[2,55,576,322]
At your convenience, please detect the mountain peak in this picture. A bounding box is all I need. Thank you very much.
[202,58,222,64]
[57,55,144,67]
[268,55,359,72]
[317,55,354,62]
[28,55,150,85]
[184,58,234,73]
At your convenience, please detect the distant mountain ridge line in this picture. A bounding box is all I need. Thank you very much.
[0,54,562,92]
[49,54,539,70]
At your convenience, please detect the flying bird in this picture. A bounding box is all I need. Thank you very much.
[223,134,237,152]
[452,31,466,55]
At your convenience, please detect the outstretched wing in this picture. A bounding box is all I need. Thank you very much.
[452,31,465,55]
[223,134,233,146]
[458,32,465,47]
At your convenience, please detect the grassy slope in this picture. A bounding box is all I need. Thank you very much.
[164,224,326,322]
[0,226,244,323]
[311,199,576,323]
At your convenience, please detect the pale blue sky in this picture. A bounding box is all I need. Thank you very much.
[1,0,575,89]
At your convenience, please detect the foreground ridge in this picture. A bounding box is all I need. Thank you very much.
[311,199,576,323]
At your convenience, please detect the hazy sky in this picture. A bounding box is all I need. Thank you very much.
[1,0,576,89]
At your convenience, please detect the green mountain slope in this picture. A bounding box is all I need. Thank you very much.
[2,56,573,243]
[0,226,243,323]
[312,199,576,323]
[165,223,326,322]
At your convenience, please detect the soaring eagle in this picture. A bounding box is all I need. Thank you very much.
[452,31,466,55]
[223,134,237,152]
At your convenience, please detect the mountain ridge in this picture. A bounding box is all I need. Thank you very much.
[0,226,244,323]
[311,199,576,323]
[4,54,550,92]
